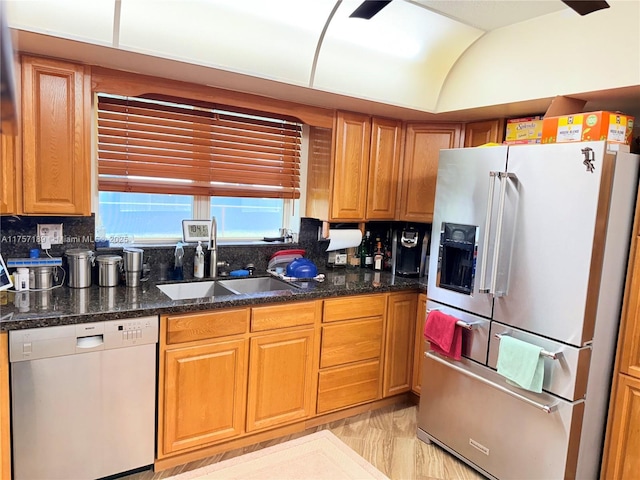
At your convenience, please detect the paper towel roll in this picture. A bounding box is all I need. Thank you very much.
[326,229,363,252]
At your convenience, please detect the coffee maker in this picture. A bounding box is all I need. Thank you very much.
[392,226,429,277]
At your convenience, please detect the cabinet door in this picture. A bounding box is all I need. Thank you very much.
[331,111,371,221]
[398,123,461,222]
[464,119,505,147]
[0,133,16,214]
[163,339,247,454]
[602,374,640,480]
[412,293,427,394]
[620,241,640,379]
[21,56,90,215]
[246,328,315,432]
[383,292,418,397]
[366,117,402,220]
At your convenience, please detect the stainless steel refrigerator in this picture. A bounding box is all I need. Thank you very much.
[417,141,639,479]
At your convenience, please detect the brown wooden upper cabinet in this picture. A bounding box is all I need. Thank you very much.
[0,133,17,214]
[307,111,402,222]
[398,123,462,223]
[365,116,403,220]
[19,55,91,216]
[463,119,505,147]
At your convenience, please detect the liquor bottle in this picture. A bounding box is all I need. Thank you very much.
[373,237,384,271]
[361,231,373,269]
[383,230,393,271]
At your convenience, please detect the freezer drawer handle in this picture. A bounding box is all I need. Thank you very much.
[494,333,562,360]
[425,351,559,414]
[426,309,476,330]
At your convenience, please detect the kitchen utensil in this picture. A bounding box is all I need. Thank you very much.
[65,249,94,288]
[286,258,318,278]
[268,249,306,271]
[32,266,54,290]
[123,248,144,287]
[96,255,122,287]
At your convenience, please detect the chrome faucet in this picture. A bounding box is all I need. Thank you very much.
[209,217,218,278]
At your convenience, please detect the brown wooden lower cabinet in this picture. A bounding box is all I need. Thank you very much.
[162,338,248,454]
[157,291,418,466]
[317,360,381,413]
[383,292,417,396]
[246,328,315,432]
[317,294,387,413]
[320,318,383,368]
[603,373,640,479]
[412,293,427,394]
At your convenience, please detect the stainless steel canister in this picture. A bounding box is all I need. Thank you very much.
[65,249,95,288]
[96,255,122,287]
[32,266,54,290]
[122,248,144,287]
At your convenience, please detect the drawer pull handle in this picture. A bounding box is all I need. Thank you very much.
[494,333,562,360]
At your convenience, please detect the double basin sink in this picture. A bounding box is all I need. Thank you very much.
[157,276,301,301]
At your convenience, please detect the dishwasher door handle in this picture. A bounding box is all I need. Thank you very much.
[76,335,104,350]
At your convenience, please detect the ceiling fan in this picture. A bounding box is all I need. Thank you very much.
[349,0,610,20]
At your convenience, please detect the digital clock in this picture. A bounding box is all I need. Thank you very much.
[182,220,211,243]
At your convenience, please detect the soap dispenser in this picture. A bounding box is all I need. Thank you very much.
[194,241,205,279]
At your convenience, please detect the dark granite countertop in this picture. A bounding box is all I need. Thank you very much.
[0,268,427,331]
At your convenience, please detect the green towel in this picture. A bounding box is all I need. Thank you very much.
[496,335,544,393]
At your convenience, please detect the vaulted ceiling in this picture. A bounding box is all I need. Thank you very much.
[5,0,640,121]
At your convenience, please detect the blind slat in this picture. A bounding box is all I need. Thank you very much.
[98,96,303,133]
[98,132,300,159]
[99,178,299,199]
[97,94,302,199]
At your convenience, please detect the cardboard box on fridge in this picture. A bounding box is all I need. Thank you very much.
[542,111,635,145]
[505,116,543,144]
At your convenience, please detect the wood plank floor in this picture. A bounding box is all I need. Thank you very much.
[122,402,486,480]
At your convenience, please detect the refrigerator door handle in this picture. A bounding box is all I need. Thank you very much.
[489,172,509,297]
[425,351,561,414]
[478,171,499,293]
[490,172,517,297]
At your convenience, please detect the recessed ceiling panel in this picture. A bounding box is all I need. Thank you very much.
[5,0,115,45]
[119,0,335,86]
[411,0,567,31]
[313,0,483,111]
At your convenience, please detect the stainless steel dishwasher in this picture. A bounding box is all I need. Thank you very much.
[10,316,158,480]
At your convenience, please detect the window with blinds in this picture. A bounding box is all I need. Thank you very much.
[96,94,302,199]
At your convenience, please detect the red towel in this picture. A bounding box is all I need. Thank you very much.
[423,310,462,360]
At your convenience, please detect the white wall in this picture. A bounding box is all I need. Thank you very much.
[437,0,640,113]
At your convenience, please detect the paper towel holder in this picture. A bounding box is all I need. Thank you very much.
[317,221,365,240]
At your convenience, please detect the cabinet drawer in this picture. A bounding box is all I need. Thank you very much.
[251,301,318,332]
[320,318,383,368]
[323,294,386,323]
[166,309,249,344]
[317,360,381,413]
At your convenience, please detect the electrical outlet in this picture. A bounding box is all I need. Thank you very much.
[37,224,63,246]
